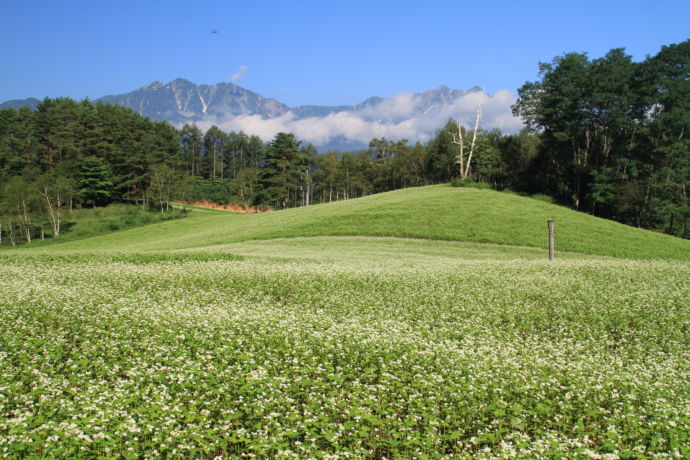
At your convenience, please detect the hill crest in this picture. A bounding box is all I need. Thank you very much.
[19,185,690,261]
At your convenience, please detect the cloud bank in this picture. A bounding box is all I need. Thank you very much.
[199,89,523,148]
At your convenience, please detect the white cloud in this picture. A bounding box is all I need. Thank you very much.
[197,89,523,148]
[358,91,418,120]
[230,65,248,83]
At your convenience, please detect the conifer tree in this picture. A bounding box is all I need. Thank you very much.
[259,133,306,209]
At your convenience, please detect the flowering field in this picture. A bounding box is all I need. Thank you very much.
[1,237,688,458]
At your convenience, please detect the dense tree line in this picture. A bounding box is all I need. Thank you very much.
[1,40,687,245]
[0,99,185,245]
[513,40,689,237]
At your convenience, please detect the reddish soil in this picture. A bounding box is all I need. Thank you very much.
[187,201,271,213]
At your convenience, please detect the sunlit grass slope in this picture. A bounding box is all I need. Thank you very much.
[18,184,690,260]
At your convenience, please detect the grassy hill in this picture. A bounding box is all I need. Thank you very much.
[14,184,690,260]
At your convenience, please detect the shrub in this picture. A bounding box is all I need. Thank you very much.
[451,178,491,189]
[531,193,556,204]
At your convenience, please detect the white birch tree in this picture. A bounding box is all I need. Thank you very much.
[452,103,482,180]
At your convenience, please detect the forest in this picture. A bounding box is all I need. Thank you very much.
[0,39,687,245]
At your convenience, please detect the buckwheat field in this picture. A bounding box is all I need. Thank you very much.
[1,235,688,459]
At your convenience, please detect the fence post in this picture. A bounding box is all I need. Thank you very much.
[548,220,555,260]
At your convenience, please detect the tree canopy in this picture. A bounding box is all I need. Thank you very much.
[513,39,689,236]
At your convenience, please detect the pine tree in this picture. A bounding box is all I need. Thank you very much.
[78,156,113,207]
[259,133,306,209]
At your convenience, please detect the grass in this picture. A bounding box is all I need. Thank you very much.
[1,185,689,458]
[12,184,690,260]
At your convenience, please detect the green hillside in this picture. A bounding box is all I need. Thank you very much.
[11,184,690,260]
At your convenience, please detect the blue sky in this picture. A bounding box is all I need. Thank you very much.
[1,0,688,106]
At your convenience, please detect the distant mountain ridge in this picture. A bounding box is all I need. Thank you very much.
[1,79,481,123]
[0,97,41,110]
[97,79,289,123]
[96,79,481,124]
[1,79,518,151]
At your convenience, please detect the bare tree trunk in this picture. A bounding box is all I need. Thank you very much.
[20,199,31,243]
[683,183,688,238]
[55,189,61,237]
[305,169,311,206]
[39,185,60,237]
[212,148,217,179]
[9,221,16,247]
[452,124,465,178]
[452,103,482,180]
[464,103,482,179]
[346,168,350,199]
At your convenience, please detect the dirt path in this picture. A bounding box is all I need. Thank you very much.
[186,201,271,213]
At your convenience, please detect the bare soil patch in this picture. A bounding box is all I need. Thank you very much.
[187,201,271,213]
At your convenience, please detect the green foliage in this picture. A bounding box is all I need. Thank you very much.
[78,156,113,207]
[471,129,502,184]
[496,130,540,190]
[202,125,228,179]
[230,167,259,210]
[148,164,188,211]
[426,119,459,182]
[513,39,689,237]
[1,175,41,244]
[180,123,203,176]
[259,132,308,208]
[451,178,492,189]
[529,193,557,204]
[189,178,232,203]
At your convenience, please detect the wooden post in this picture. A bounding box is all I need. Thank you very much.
[548,220,555,260]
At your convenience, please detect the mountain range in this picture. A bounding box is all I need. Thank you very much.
[1,79,522,151]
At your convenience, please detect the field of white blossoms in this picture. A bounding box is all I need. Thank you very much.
[1,237,689,458]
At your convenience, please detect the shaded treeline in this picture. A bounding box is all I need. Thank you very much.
[1,39,687,245]
[0,100,186,245]
[514,40,689,237]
